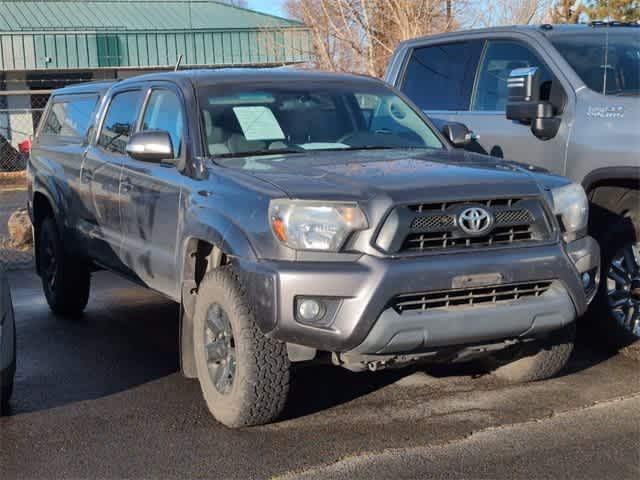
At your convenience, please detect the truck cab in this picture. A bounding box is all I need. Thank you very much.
[386,23,640,350]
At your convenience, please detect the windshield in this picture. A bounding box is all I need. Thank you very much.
[198,82,443,160]
[550,30,640,96]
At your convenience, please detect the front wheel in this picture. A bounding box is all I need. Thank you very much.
[484,323,575,383]
[193,268,290,428]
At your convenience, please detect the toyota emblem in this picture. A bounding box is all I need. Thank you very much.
[458,207,494,235]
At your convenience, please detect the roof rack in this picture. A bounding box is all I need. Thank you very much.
[589,21,639,27]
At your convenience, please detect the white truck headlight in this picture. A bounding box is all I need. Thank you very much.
[551,183,588,235]
[269,200,368,251]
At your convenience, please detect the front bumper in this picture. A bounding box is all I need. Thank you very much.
[239,237,599,354]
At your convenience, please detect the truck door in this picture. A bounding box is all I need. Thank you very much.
[81,89,144,271]
[454,39,571,175]
[119,87,183,299]
[397,37,572,175]
[399,40,484,131]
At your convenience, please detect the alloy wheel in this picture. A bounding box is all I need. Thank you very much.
[204,303,237,394]
[606,242,640,338]
[41,234,57,294]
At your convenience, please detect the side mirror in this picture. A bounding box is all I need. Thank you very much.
[126,130,174,163]
[506,67,560,140]
[441,122,477,148]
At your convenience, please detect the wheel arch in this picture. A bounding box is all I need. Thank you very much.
[31,188,59,275]
[178,221,257,379]
[582,167,640,197]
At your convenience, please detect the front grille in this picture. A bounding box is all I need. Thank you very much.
[494,209,532,225]
[410,209,534,234]
[393,281,553,313]
[410,215,455,231]
[404,225,534,251]
[409,197,523,212]
[390,197,548,253]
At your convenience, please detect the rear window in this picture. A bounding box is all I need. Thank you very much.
[40,95,98,139]
[550,30,640,96]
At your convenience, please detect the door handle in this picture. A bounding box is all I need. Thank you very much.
[81,169,93,184]
[120,178,133,193]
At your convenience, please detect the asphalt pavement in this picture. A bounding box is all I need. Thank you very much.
[1,270,639,479]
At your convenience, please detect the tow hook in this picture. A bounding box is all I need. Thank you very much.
[367,360,387,372]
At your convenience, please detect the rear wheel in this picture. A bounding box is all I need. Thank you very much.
[37,218,91,316]
[193,268,290,428]
[485,323,575,383]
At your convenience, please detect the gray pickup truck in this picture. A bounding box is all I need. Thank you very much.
[386,23,640,347]
[29,69,598,427]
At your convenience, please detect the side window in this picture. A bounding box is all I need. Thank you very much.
[40,96,98,139]
[401,41,484,111]
[141,89,184,158]
[473,40,554,112]
[98,91,143,154]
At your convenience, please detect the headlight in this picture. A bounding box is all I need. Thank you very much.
[269,200,368,251]
[551,183,588,235]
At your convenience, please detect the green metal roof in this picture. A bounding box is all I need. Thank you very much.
[0,1,310,70]
[0,1,302,30]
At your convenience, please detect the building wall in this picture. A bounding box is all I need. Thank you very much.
[0,28,311,71]
[0,72,34,148]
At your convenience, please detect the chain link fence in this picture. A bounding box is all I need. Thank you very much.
[0,93,48,270]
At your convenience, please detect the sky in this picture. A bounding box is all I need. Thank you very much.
[246,0,287,18]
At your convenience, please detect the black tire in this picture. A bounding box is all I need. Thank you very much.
[589,187,640,356]
[1,362,15,416]
[193,267,290,428]
[485,323,575,383]
[37,218,91,316]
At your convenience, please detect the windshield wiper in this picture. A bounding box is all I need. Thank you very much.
[319,145,413,152]
[214,148,304,159]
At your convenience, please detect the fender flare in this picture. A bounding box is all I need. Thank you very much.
[178,216,258,379]
[582,166,640,194]
[31,177,64,227]
[31,180,67,275]
[179,215,257,280]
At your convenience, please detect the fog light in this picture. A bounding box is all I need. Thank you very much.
[297,298,324,322]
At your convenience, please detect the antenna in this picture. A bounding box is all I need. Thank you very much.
[175,54,183,72]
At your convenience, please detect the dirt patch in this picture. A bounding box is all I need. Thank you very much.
[0,171,27,189]
[7,207,32,249]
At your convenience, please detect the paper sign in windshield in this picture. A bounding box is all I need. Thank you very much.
[233,106,285,141]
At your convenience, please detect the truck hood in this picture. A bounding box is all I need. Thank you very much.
[227,148,562,203]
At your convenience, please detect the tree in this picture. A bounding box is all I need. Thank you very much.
[284,0,465,77]
[549,0,584,23]
[471,0,553,27]
[583,0,640,22]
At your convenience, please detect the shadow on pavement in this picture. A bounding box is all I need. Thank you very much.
[8,271,180,415]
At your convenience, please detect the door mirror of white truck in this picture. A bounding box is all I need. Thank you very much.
[506,67,561,141]
[441,122,477,148]
[126,130,174,164]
